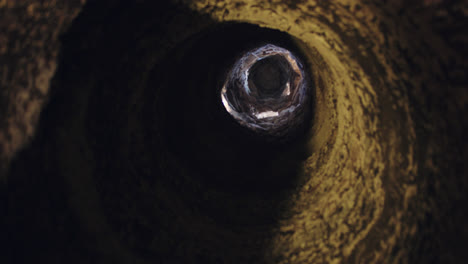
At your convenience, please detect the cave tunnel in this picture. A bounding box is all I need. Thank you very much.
[1,0,467,263]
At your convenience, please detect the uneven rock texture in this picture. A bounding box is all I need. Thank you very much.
[1,0,467,263]
[0,0,85,176]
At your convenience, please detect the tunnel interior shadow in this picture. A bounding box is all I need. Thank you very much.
[5,1,315,263]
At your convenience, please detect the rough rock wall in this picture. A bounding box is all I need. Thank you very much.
[0,0,85,177]
[1,0,467,263]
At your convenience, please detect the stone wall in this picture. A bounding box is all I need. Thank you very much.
[1,1,467,263]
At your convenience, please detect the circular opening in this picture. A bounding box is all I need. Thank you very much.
[249,55,292,98]
[159,24,315,194]
[220,42,311,139]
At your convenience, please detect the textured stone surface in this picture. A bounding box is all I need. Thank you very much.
[1,0,467,263]
[0,0,85,178]
[182,0,467,263]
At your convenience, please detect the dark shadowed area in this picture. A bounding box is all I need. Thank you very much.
[1,0,467,263]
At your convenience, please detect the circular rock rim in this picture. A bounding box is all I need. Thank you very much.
[221,44,310,137]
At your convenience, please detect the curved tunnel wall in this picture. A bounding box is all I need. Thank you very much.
[1,1,467,263]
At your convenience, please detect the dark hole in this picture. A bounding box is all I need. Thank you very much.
[248,55,292,98]
[159,23,313,194]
